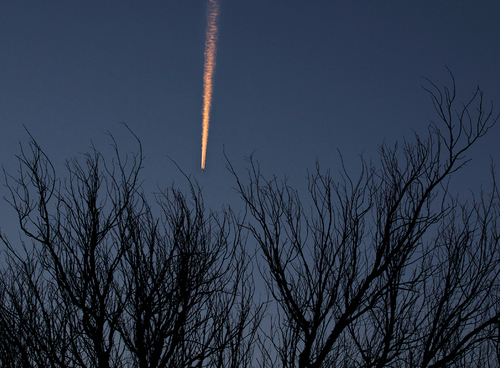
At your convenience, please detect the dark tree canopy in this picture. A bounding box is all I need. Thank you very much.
[0,131,261,368]
[1,73,500,368]
[227,73,500,368]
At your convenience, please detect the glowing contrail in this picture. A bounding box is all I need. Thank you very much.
[201,0,220,171]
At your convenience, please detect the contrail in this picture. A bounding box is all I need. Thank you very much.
[201,0,220,171]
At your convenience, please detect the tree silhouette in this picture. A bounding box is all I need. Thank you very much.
[1,73,500,368]
[0,130,261,368]
[228,72,500,368]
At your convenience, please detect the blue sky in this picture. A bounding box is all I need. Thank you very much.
[1,0,499,233]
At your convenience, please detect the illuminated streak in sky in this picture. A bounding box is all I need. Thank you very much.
[201,0,220,171]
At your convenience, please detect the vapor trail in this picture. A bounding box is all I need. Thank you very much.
[201,0,220,171]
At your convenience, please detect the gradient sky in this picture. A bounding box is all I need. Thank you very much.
[1,0,499,236]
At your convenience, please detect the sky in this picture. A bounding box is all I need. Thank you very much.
[1,0,499,237]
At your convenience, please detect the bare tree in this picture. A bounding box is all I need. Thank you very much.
[1,72,499,368]
[228,72,500,368]
[0,130,261,368]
